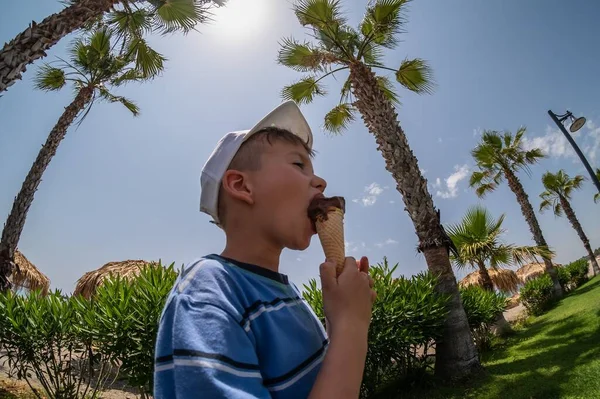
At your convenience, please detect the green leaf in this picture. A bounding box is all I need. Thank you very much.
[376,75,400,105]
[107,9,153,38]
[127,37,166,78]
[150,0,207,34]
[34,65,67,91]
[324,103,355,133]
[277,37,334,72]
[281,77,326,104]
[293,0,346,29]
[359,0,408,49]
[396,58,435,94]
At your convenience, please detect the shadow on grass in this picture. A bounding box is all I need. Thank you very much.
[568,278,600,297]
[0,389,18,399]
[389,280,600,399]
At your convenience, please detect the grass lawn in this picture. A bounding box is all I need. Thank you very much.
[405,275,600,399]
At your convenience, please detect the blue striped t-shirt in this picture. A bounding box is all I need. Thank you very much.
[154,254,329,398]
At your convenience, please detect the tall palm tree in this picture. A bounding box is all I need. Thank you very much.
[0,28,153,291]
[0,0,224,93]
[540,170,600,276]
[447,205,553,292]
[278,0,480,379]
[470,128,563,298]
[595,169,600,204]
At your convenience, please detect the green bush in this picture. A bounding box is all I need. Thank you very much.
[0,290,112,399]
[557,266,571,292]
[460,286,507,350]
[79,262,178,398]
[303,258,449,398]
[520,274,555,316]
[565,259,589,288]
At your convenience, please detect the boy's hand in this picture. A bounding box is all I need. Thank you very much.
[319,256,376,338]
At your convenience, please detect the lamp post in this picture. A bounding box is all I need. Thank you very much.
[548,110,600,193]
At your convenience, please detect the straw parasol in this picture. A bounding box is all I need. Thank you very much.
[11,250,50,295]
[73,259,157,299]
[459,268,521,294]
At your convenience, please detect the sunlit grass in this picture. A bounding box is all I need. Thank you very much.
[401,276,600,399]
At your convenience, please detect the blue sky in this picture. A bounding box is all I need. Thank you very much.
[1,0,599,293]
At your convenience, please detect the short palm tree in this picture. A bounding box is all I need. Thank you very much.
[470,128,562,297]
[0,28,152,291]
[447,205,553,292]
[278,0,480,379]
[540,170,599,276]
[0,0,224,93]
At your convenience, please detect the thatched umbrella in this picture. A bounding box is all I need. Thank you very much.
[11,250,50,295]
[459,268,521,294]
[516,262,564,283]
[73,259,156,299]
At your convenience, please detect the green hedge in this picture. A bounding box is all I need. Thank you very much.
[303,259,449,398]
[460,286,507,350]
[520,274,555,316]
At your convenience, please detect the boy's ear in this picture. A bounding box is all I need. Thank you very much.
[221,169,255,205]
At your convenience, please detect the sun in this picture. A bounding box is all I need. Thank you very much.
[210,0,270,39]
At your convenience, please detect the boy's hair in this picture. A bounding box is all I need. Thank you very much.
[217,127,315,228]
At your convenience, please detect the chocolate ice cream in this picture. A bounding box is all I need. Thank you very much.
[307,196,346,222]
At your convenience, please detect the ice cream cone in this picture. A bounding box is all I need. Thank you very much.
[315,208,345,276]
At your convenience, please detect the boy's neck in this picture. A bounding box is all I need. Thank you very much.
[221,230,282,273]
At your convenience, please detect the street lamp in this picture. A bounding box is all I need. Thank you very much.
[548,110,600,193]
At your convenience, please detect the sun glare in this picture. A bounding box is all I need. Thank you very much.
[211,0,269,39]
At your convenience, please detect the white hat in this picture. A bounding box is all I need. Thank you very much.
[199,100,313,226]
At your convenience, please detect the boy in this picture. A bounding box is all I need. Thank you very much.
[154,101,376,398]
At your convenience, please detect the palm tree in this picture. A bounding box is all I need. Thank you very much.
[0,0,224,93]
[278,0,480,379]
[447,205,553,292]
[470,128,563,298]
[0,28,153,291]
[595,169,600,204]
[540,170,600,276]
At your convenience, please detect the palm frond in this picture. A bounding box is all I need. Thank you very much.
[150,0,208,34]
[89,28,112,58]
[395,58,435,94]
[277,37,334,72]
[127,37,166,78]
[361,41,384,66]
[99,87,140,116]
[324,103,356,134]
[107,8,153,39]
[523,148,545,164]
[281,77,327,104]
[359,0,409,50]
[34,65,67,91]
[294,0,346,29]
[376,75,400,105]
[340,76,352,103]
[510,244,554,265]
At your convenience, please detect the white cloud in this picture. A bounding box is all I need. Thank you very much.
[473,127,483,137]
[433,177,442,188]
[353,182,385,207]
[521,125,575,159]
[296,257,302,262]
[345,241,359,254]
[375,238,399,248]
[389,200,395,204]
[436,164,471,199]
[520,122,600,168]
[420,168,427,175]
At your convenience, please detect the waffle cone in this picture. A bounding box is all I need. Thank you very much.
[315,208,345,276]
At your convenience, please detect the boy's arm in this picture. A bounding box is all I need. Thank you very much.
[308,257,375,399]
[154,294,271,399]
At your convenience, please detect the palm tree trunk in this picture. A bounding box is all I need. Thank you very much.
[503,168,562,297]
[559,195,600,276]
[476,261,494,291]
[0,0,119,93]
[0,87,94,291]
[348,61,481,380]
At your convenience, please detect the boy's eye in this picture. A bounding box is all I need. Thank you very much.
[293,162,305,170]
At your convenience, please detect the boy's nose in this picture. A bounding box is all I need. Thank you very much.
[313,175,327,193]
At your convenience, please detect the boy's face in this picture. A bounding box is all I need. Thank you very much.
[246,139,326,251]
